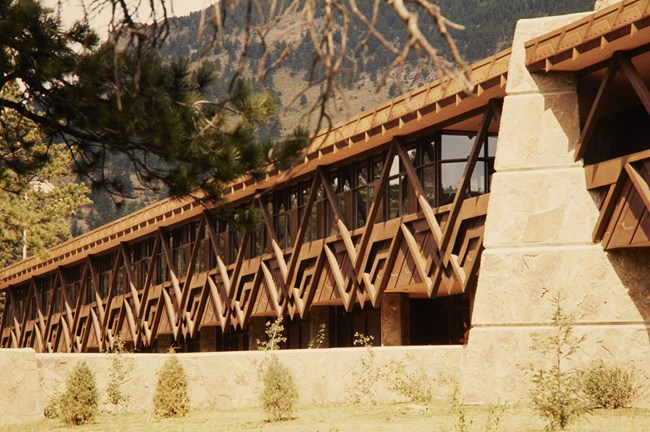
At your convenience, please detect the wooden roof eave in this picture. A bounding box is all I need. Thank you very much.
[526,0,650,73]
[0,49,511,290]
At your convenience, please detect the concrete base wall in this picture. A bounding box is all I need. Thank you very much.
[0,349,42,425]
[0,345,462,424]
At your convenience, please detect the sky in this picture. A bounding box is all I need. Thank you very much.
[44,0,209,36]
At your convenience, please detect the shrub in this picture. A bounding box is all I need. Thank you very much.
[347,332,380,405]
[385,356,432,404]
[257,317,299,421]
[43,393,60,419]
[260,355,299,421]
[59,362,99,425]
[580,362,641,409]
[153,353,190,418]
[307,323,326,349]
[529,293,591,430]
[106,336,132,413]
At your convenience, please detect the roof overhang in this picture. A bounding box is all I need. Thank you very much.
[0,49,511,289]
[526,0,650,73]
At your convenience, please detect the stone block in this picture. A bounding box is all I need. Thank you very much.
[462,326,650,406]
[484,168,599,247]
[495,93,581,171]
[472,246,650,325]
[506,14,591,96]
[381,293,410,346]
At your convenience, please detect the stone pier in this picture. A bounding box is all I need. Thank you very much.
[462,13,650,404]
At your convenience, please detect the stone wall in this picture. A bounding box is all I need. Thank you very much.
[463,12,650,406]
[0,349,42,425]
[0,345,462,424]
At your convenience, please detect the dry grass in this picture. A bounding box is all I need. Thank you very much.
[3,403,650,432]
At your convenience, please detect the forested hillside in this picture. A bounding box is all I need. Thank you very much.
[76,0,594,233]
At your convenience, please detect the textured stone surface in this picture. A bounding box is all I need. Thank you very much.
[465,13,650,407]
[28,346,463,418]
[463,326,650,405]
[0,349,42,425]
[506,15,590,96]
[484,168,598,247]
[595,0,620,10]
[473,246,650,325]
[381,293,410,346]
[495,93,581,171]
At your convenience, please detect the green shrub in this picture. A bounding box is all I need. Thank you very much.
[106,336,132,412]
[347,333,380,405]
[43,393,60,419]
[580,362,641,409]
[260,355,298,421]
[385,356,432,404]
[153,353,190,418]
[529,293,591,430]
[59,362,99,425]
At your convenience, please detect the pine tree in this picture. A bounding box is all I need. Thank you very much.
[0,0,309,200]
[0,82,92,268]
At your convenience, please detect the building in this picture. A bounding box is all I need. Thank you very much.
[1,0,649,404]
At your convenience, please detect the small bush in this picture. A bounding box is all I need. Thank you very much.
[106,336,133,413]
[385,357,432,404]
[580,362,641,409]
[529,293,591,430]
[153,353,190,418]
[347,333,380,405]
[260,355,299,421]
[59,362,99,425]
[43,393,60,419]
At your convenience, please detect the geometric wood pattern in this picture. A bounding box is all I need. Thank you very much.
[0,104,499,353]
[586,152,650,250]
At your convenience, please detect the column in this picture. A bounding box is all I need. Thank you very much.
[380,293,410,346]
[156,334,174,353]
[309,306,330,348]
[199,326,216,352]
[248,316,267,351]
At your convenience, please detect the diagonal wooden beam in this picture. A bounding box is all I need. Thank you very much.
[18,282,35,348]
[178,217,207,333]
[100,252,123,350]
[394,141,444,245]
[159,229,182,312]
[260,261,284,318]
[30,279,46,351]
[400,224,434,296]
[207,275,229,329]
[318,168,358,263]
[286,175,321,294]
[617,52,650,117]
[593,169,628,243]
[258,198,289,281]
[575,54,620,161]
[119,244,142,316]
[323,243,354,310]
[439,101,497,264]
[625,163,650,211]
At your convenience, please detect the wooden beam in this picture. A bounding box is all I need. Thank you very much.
[576,55,620,161]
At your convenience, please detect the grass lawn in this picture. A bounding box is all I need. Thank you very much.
[3,403,650,432]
